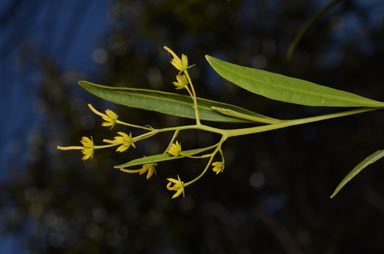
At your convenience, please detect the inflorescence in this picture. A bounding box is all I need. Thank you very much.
[58,46,226,199]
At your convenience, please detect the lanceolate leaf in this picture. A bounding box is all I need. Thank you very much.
[330,149,384,198]
[287,0,343,59]
[206,55,384,107]
[115,146,215,168]
[79,81,278,123]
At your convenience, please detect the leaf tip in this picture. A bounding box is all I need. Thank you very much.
[329,184,344,199]
[78,80,89,87]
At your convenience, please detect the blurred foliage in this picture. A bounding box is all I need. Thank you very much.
[1,0,384,253]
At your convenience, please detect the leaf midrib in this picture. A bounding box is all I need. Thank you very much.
[83,83,265,119]
[85,85,218,116]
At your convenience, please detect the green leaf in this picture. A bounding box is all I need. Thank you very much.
[330,149,384,198]
[287,0,343,59]
[79,80,278,123]
[206,55,384,107]
[115,146,215,168]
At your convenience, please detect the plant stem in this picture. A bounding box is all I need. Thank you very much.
[164,130,180,153]
[117,120,153,131]
[185,135,227,186]
[185,70,201,125]
[95,144,118,149]
[224,108,378,137]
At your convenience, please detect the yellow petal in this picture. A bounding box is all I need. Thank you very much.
[117,132,128,138]
[102,122,113,127]
[103,139,115,144]
[146,167,156,179]
[57,145,83,150]
[116,145,128,153]
[171,187,185,199]
[88,104,105,118]
[82,147,94,160]
[167,178,179,184]
[105,109,117,119]
[80,137,94,149]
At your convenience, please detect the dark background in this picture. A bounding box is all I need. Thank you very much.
[1,0,384,253]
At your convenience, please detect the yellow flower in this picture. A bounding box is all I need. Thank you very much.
[80,136,95,160]
[57,136,94,160]
[212,161,225,174]
[120,163,157,179]
[103,132,136,152]
[88,104,118,128]
[166,176,185,199]
[173,74,188,90]
[167,141,182,157]
[140,163,157,179]
[163,46,189,72]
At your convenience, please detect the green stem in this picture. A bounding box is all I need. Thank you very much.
[218,148,225,163]
[185,85,194,100]
[151,124,224,136]
[116,120,153,131]
[95,144,117,149]
[131,108,379,149]
[211,106,280,124]
[224,108,378,137]
[164,130,180,153]
[185,70,201,125]
[120,168,142,173]
[181,153,213,159]
[133,130,160,142]
[184,135,227,186]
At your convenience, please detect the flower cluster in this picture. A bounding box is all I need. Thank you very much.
[57,46,227,199]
